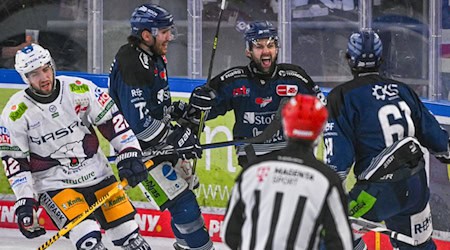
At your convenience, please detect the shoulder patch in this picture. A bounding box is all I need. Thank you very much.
[9,102,28,121]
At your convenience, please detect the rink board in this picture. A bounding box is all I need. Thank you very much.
[0,69,449,249]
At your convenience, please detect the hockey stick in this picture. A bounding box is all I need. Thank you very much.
[350,216,419,246]
[106,119,281,162]
[192,0,226,188]
[107,97,287,162]
[37,160,154,250]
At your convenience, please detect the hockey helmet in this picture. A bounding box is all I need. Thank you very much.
[15,43,55,85]
[244,21,279,50]
[130,4,176,38]
[282,94,328,141]
[347,29,383,70]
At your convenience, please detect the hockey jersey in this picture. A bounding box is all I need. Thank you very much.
[208,63,325,156]
[109,43,172,149]
[222,143,353,250]
[0,76,141,200]
[323,72,449,179]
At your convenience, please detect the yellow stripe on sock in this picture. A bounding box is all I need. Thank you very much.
[375,232,381,250]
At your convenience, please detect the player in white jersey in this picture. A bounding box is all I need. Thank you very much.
[222,94,353,250]
[0,44,151,249]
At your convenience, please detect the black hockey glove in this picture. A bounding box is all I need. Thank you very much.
[117,149,148,187]
[15,198,46,239]
[171,100,202,131]
[189,86,217,111]
[167,125,202,160]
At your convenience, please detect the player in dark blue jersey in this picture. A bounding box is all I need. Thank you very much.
[108,4,213,250]
[188,21,326,167]
[324,29,450,250]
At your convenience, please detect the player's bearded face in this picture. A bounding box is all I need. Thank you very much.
[152,27,173,56]
[26,64,54,95]
[247,38,278,73]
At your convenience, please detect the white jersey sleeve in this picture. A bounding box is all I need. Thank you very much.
[1,91,37,199]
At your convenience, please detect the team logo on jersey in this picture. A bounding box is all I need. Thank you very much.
[276,85,298,96]
[257,166,270,183]
[0,126,11,144]
[232,85,250,97]
[372,84,399,100]
[9,102,27,122]
[48,105,59,118]
[255,96,272,108]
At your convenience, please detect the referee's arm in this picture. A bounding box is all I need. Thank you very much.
[322,184,354,249]
[222,181,244,250]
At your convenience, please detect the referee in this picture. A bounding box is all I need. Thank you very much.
[222,94,353,250]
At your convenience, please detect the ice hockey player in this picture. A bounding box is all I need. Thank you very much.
[0,43,151,249]
[324,29,450,249]
[108,4,213,250]
[188,20,326,168]
[222,93,353,250]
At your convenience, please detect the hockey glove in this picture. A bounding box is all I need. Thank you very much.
[15,198,46,239]
[167,125,202,160]
[117,149,148,187]
[171,100,203,131]
[189,86,216,111]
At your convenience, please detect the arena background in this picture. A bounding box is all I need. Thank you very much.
[0,70,448,249]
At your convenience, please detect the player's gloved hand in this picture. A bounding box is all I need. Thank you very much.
[170,100,189,122]
[171,100,202,130]
[15,198,46,239]
[167,125,202,160]
[189,86,216,111]
[117,149,148,187]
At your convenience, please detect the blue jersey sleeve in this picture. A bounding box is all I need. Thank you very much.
[323,89,355,180]
[404,86,449,153]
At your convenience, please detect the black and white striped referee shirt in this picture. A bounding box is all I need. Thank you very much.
[222,143,353,250]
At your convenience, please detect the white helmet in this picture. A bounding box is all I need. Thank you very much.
[15,43,55,84]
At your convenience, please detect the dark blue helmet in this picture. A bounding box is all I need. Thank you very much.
[347,29,383,70]
[130,4,174,37]
[244,21,279,50]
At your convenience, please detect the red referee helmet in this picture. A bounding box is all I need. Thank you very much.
[282,94,328,141]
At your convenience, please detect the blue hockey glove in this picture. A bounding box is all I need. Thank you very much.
[15,198,46,239]
[167,126,202,160]
[117,149,148,187]
[189,86,216,111]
